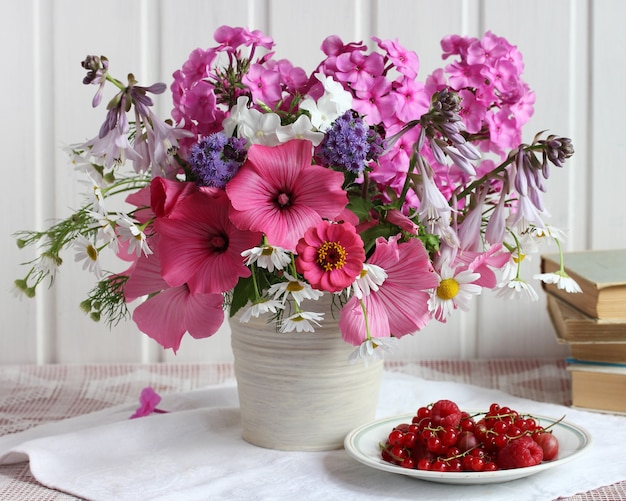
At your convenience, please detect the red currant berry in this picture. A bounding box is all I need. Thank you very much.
[387,429,404,446]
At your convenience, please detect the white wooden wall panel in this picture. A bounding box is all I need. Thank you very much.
[1,0,624,364]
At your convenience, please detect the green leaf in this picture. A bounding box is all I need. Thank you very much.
[229,276,256,317]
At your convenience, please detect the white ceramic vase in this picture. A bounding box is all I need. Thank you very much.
[230,296,383,451]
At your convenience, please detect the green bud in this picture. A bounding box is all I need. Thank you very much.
[92,301,102,311]
[16,238,27,249]
[25,287,36,298]
[90,311,101,322]
[79,299,92,313]
[103,171,116,184]
[14,279,28,291]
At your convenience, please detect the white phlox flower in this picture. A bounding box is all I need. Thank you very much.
[299,74,353,131]
[276,114,325,146]
[239,299,285,323]
[350,264,387,299]
[242,244,291,272]
[280,310,325,333]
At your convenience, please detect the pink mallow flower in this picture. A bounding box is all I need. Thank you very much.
[295,220,365,293]
[226,139,348,252]
[339,236,439,345]
[124,237,225,352]
[155,187,262,294]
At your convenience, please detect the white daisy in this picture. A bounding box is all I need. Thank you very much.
[88,211,119,253]
[239,299,285,323]
[349,337,399,366]
[428,261,482,322]
[116,214,152,257]
[74,235,102,278]
[280,310,324,333]
[267,273,323,305]
[534,271,582,293]
[494,278,539,301]
[349,263,387,299]
[241,245,291,272]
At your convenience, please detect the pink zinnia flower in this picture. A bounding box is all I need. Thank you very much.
[339,236,439,345]
[155,187,262,294]
[295,220,365,292]
[226,139,348,252]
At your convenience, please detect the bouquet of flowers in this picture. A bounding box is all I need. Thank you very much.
[14,26,579,362]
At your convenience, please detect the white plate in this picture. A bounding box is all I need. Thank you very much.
[344,412,592,484]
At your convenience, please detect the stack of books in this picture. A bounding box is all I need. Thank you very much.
[541,249,626,414]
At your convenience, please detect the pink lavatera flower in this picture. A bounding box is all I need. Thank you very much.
[155,186,262,294]
[124,239,225,353]
[339,236,439,345]
[226,139,347,252]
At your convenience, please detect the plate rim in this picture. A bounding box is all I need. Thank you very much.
[344,411,592,483]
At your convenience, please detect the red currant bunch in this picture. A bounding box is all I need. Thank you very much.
[380,400,560,472]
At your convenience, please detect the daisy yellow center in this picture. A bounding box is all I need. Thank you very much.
[513,253,526,264]
[359,269,368,279]
[86,244,98,262]
[286,280,304,292]
[261,246,274,256]
[317,241,347,272]
[436,278,459,300]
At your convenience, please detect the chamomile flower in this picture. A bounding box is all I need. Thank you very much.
[239,298,285,323]
[116,214,152,257]
[349,337,399,366]
[349,263,387,299]
[280,310,324,333]
[534,271,582,293]
[428,261,482,322]
[242,244,291,272]
[267,272,324,305]
[495,278,539,301]
[88,211,119,253]
[74,235,102,278]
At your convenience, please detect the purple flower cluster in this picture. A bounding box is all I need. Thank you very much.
[189,132,248,188]
[316,111,385,173]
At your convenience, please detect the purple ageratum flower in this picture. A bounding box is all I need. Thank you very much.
[317,111,385,174]
[189,132,248,188]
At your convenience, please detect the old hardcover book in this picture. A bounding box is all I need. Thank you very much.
[569,344,626,364]
[541,249,626,319]
[547,293,626,343]
[567,363,626,414]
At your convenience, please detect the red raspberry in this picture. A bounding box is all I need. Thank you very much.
[429,399,462,428]
[496,435,544,469]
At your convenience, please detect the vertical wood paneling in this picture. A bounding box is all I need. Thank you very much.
[0,1,39,363]
[2,0,623,364]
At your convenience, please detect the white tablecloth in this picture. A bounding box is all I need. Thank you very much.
[1,361,625,500]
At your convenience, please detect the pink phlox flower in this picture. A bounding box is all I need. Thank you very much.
[295,220,365,293]
[242,28,275,50]
[181,80,220,124]
[265,59,309,98]
[458,89,487,134]
[353,77,396,125]
[466,32,509,66]
[226,139,347,252]
[130,387,167,419]
[371,36,420,79]
[339,236,438,345]
[242,64,283,108]
[390,78,430,123]
[446,61,486,90]
[440,34,472,60]
[454,243,510,289]
[484,109,521,157]
[155,187,262,294]
[178,48,217,86]
[213,25,247,52]
[335,50,385,92]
